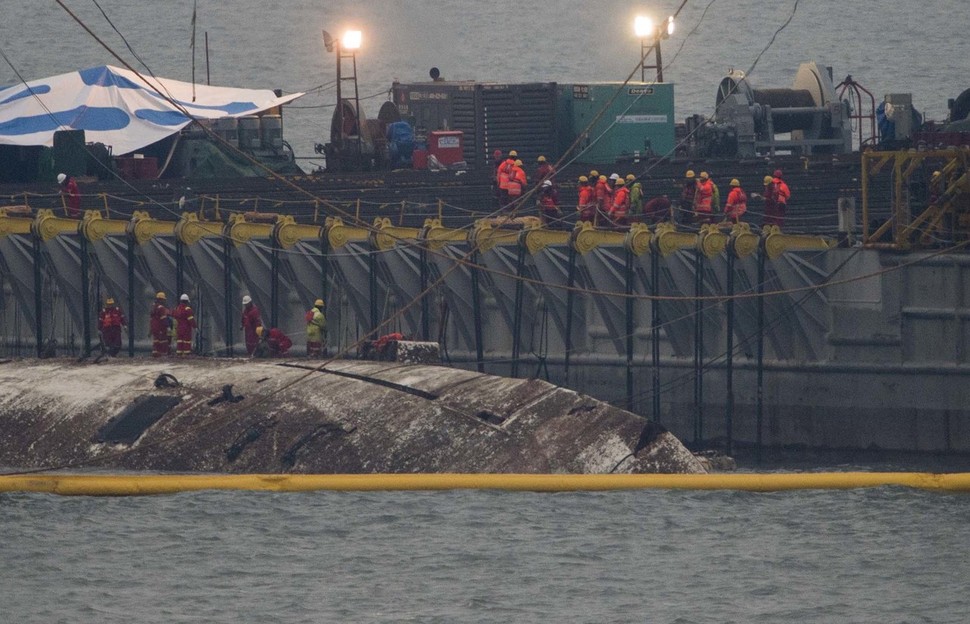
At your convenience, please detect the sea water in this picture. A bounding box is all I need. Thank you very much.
[3,485,970,623]
[3,2,970,621]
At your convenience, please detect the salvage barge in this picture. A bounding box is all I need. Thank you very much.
[0,358,705,474]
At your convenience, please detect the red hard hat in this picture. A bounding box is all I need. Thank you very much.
[773,169,783,178]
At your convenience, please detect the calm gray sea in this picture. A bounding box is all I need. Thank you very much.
[3,2,970,622]
[3,485,970,623]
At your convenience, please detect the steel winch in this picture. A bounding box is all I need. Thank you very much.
[695,61,853,158]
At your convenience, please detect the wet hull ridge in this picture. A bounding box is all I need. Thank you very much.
[0,359,706,474]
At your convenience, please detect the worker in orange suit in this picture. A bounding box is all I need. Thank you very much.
[172,293,197,356]
[609,178,631,226]
[770,169,791,227]
[693,171,714,224]
[149,291,171,357]
[98,297,126,357]
[594,175,612,226]
[724,179,748,224]
[496,150,517,208]
[577,175,596,222]
[507,159,528,206]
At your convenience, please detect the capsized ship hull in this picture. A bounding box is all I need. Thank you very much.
[0,359,705,474]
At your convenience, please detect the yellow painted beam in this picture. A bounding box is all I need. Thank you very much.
[0,209,33,237]
[175,213,224,246]
[573,221,627,255]
[2,472,969,496]
[422,218,468,250]
[130,211,176,245]
[32,209,80,241]
[326,217,370,249]
[371,217,422,251]
[80,211,128,242]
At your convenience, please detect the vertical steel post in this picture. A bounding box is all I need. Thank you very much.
[693,250,705,444]
[32,234,43,358]
[175,239,184,300]
[320,230,330,311]
[80,235,91,355]
[651,247,661,423]
[223,238,234,357]
[420,246,430,341]
[127,235,135,357]
[270,244,280,330]
[470,250,485,373]
[511,246,526,378]
[564,244,577,382]
[368,249,378,336]
[725,248,736,456]
[756,243,766,464]
[625,249,635,411]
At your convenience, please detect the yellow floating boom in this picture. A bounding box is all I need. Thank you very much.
[1,472,969,496]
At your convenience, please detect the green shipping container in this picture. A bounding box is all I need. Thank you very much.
[558,82,675,165]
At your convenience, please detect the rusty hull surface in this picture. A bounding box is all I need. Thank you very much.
[0,359,706,474]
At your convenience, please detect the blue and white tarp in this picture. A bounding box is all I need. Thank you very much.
[0,65,303,155]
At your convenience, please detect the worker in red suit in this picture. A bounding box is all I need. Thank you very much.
[172,293,197,356]
[255,326,292,357]
[98,297,126,356]
[57,173,81,218]
[609,178,631,226]
[149,292,171,357]
[643,195,672,224]
[241,295,262,356]
[576,175,595,222]
[535,155,555,185]
[537,180,562,225]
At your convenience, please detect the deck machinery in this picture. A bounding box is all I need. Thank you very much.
[698,61,853,158]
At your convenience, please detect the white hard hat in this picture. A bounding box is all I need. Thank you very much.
[242,295,252,305]
[609,173,620,181]
[180,293,189,302]
[542,180,553,187]
[57,173,67,184]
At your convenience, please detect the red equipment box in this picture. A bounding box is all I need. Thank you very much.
[428,130,464,166]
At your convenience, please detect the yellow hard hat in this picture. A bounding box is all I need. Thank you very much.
[700,171,709,180]
[625,174,636,182]
[579,175,589,183]
[763,175,774,185]
[537,155,546,162]
[105,297,115,306]
[509,150,518,157]
[599,175,608,182]
[256,326,264,337]
[590,170,599,178]
[514,160,523,167]
[155,291,166,300]
[685,170,696,179]
[730,178,740,187]
[616,179,626,186]
[314,298,325,307]
[932,170,942,178]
